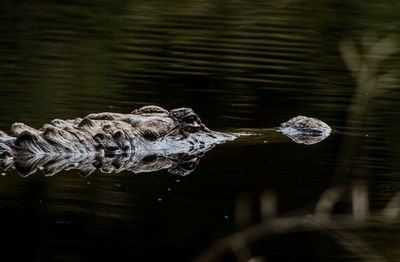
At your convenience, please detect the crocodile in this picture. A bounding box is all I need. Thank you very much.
[0,105,331,176]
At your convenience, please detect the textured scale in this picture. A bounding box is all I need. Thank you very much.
[0,106,331,176]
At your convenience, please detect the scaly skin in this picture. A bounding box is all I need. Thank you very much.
[0,105,233,157]
[0,106,331,176]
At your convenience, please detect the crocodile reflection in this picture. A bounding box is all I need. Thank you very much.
[0,105,331,176]
[8,149,207,177]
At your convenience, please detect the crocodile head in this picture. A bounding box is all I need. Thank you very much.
[129,106,211,141]
[122,106,235,155]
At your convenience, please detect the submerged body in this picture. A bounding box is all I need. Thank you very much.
[0,106,331,176]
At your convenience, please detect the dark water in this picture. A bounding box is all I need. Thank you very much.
[1,0,400,261]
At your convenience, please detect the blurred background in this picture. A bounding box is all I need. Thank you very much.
[0,0,399,261]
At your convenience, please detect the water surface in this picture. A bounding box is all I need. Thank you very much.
[0,0,400,261]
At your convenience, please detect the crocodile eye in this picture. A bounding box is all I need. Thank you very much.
[184,115,197,123]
